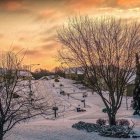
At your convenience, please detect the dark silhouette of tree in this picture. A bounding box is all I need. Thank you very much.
[58,16,140,125]
[32,69,53,80]
[133,53,140,115]
[54,67,65,78]
[0,51,49,140]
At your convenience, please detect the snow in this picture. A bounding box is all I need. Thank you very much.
[18,70,32,77]
[65,67,84,75]
[5,77,140,140]
[128,74,136,84]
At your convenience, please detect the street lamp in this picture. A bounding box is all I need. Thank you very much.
[81,99,86,108]
[28,64,40,102]
[52,106,58,119]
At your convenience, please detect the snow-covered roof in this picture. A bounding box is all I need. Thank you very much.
[77,70,84,75]
[18,70,32,77]
[127,74,136,84]
[65,67,84,75]
[40,75,55,80]
[0,68,32,77]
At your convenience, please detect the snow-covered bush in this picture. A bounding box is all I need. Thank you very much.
[72,121,100,132]
[102,108,108,113]
[60,90,65,95]
[60,84,63,86]
[96,119,106,126]
[116,119,130,126]
[55,78,59,82]
[99,125,134,138]
[72,121,135,138]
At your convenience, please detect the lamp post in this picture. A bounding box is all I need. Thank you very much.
[81,99,86,108]
[26,63,40,116]
[52,106,58,118]
[28,64,40,101]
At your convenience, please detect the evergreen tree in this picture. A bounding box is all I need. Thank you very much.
[133,53,140,115]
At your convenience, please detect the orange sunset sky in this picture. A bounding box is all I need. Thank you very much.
[0,0,140,70]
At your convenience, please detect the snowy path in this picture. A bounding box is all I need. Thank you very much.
[5,78,140,140]
[6,119,140,140]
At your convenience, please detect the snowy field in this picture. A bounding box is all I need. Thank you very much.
[5,78,140,140]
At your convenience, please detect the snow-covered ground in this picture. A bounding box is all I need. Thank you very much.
[5,78,140,140]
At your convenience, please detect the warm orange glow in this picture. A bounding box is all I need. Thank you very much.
[4,1,23,11]
[118,0,140,8]
[0,0,140,70]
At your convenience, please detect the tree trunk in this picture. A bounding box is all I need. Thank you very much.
[0,134,3,140]
[0,126,3,140]
[108,114,116,126]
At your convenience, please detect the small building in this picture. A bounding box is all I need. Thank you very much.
[126,75,136,96]
[65,67,85,81]
[40,75,55,80]
[0,68,32,81]
[18,70,32,80]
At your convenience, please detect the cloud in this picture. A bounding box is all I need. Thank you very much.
[25,49,40,56]
[25,48,56,57]
[41,42,59,51]
[118,0,140,8]
[0,0,30,14]
[103,0,118,7]
[18,37,27,42]
[23,49,46,59]
[40,26,58,36]
[67,0,140,10]
[4,1,23,11]
[12,45,22,50]
[0,0,139,71]
[34,8,67,23]
[18,34,32,42]
[68,0,102,10]
[35,9,56,21]
[41,34,56,43]
[0,33,4,39]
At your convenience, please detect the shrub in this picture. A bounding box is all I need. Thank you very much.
[72,121,135,138]
[102,108,107,113]
[55,78,59,82]
[116,119,130,126]
[60,90,65,95]
[96,119,106,126]
[60,84,63,86]
[99,125,133,138]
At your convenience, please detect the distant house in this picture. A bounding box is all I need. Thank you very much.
[65,67,85,81]
[40,75,55,80]
[18,70,32,80]
[126,74,136,96]
[0,68,32,81]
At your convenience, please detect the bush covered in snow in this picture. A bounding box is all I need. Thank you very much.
[72,121,100,132]
[72,121,135,138]
[55,78,59,82]
[60,84,63,86]
[102,108,108,113]
[96,119,106,126]
[116,119,130,126]
[99,125,133,138]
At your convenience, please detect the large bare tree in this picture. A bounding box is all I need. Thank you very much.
[58,16,140,125]
[0,51,50,140]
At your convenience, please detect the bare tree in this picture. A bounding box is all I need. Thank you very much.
[54,66,65,78]
[133,53,140,115]
[0,51,50,140]
[57,16,140,125]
